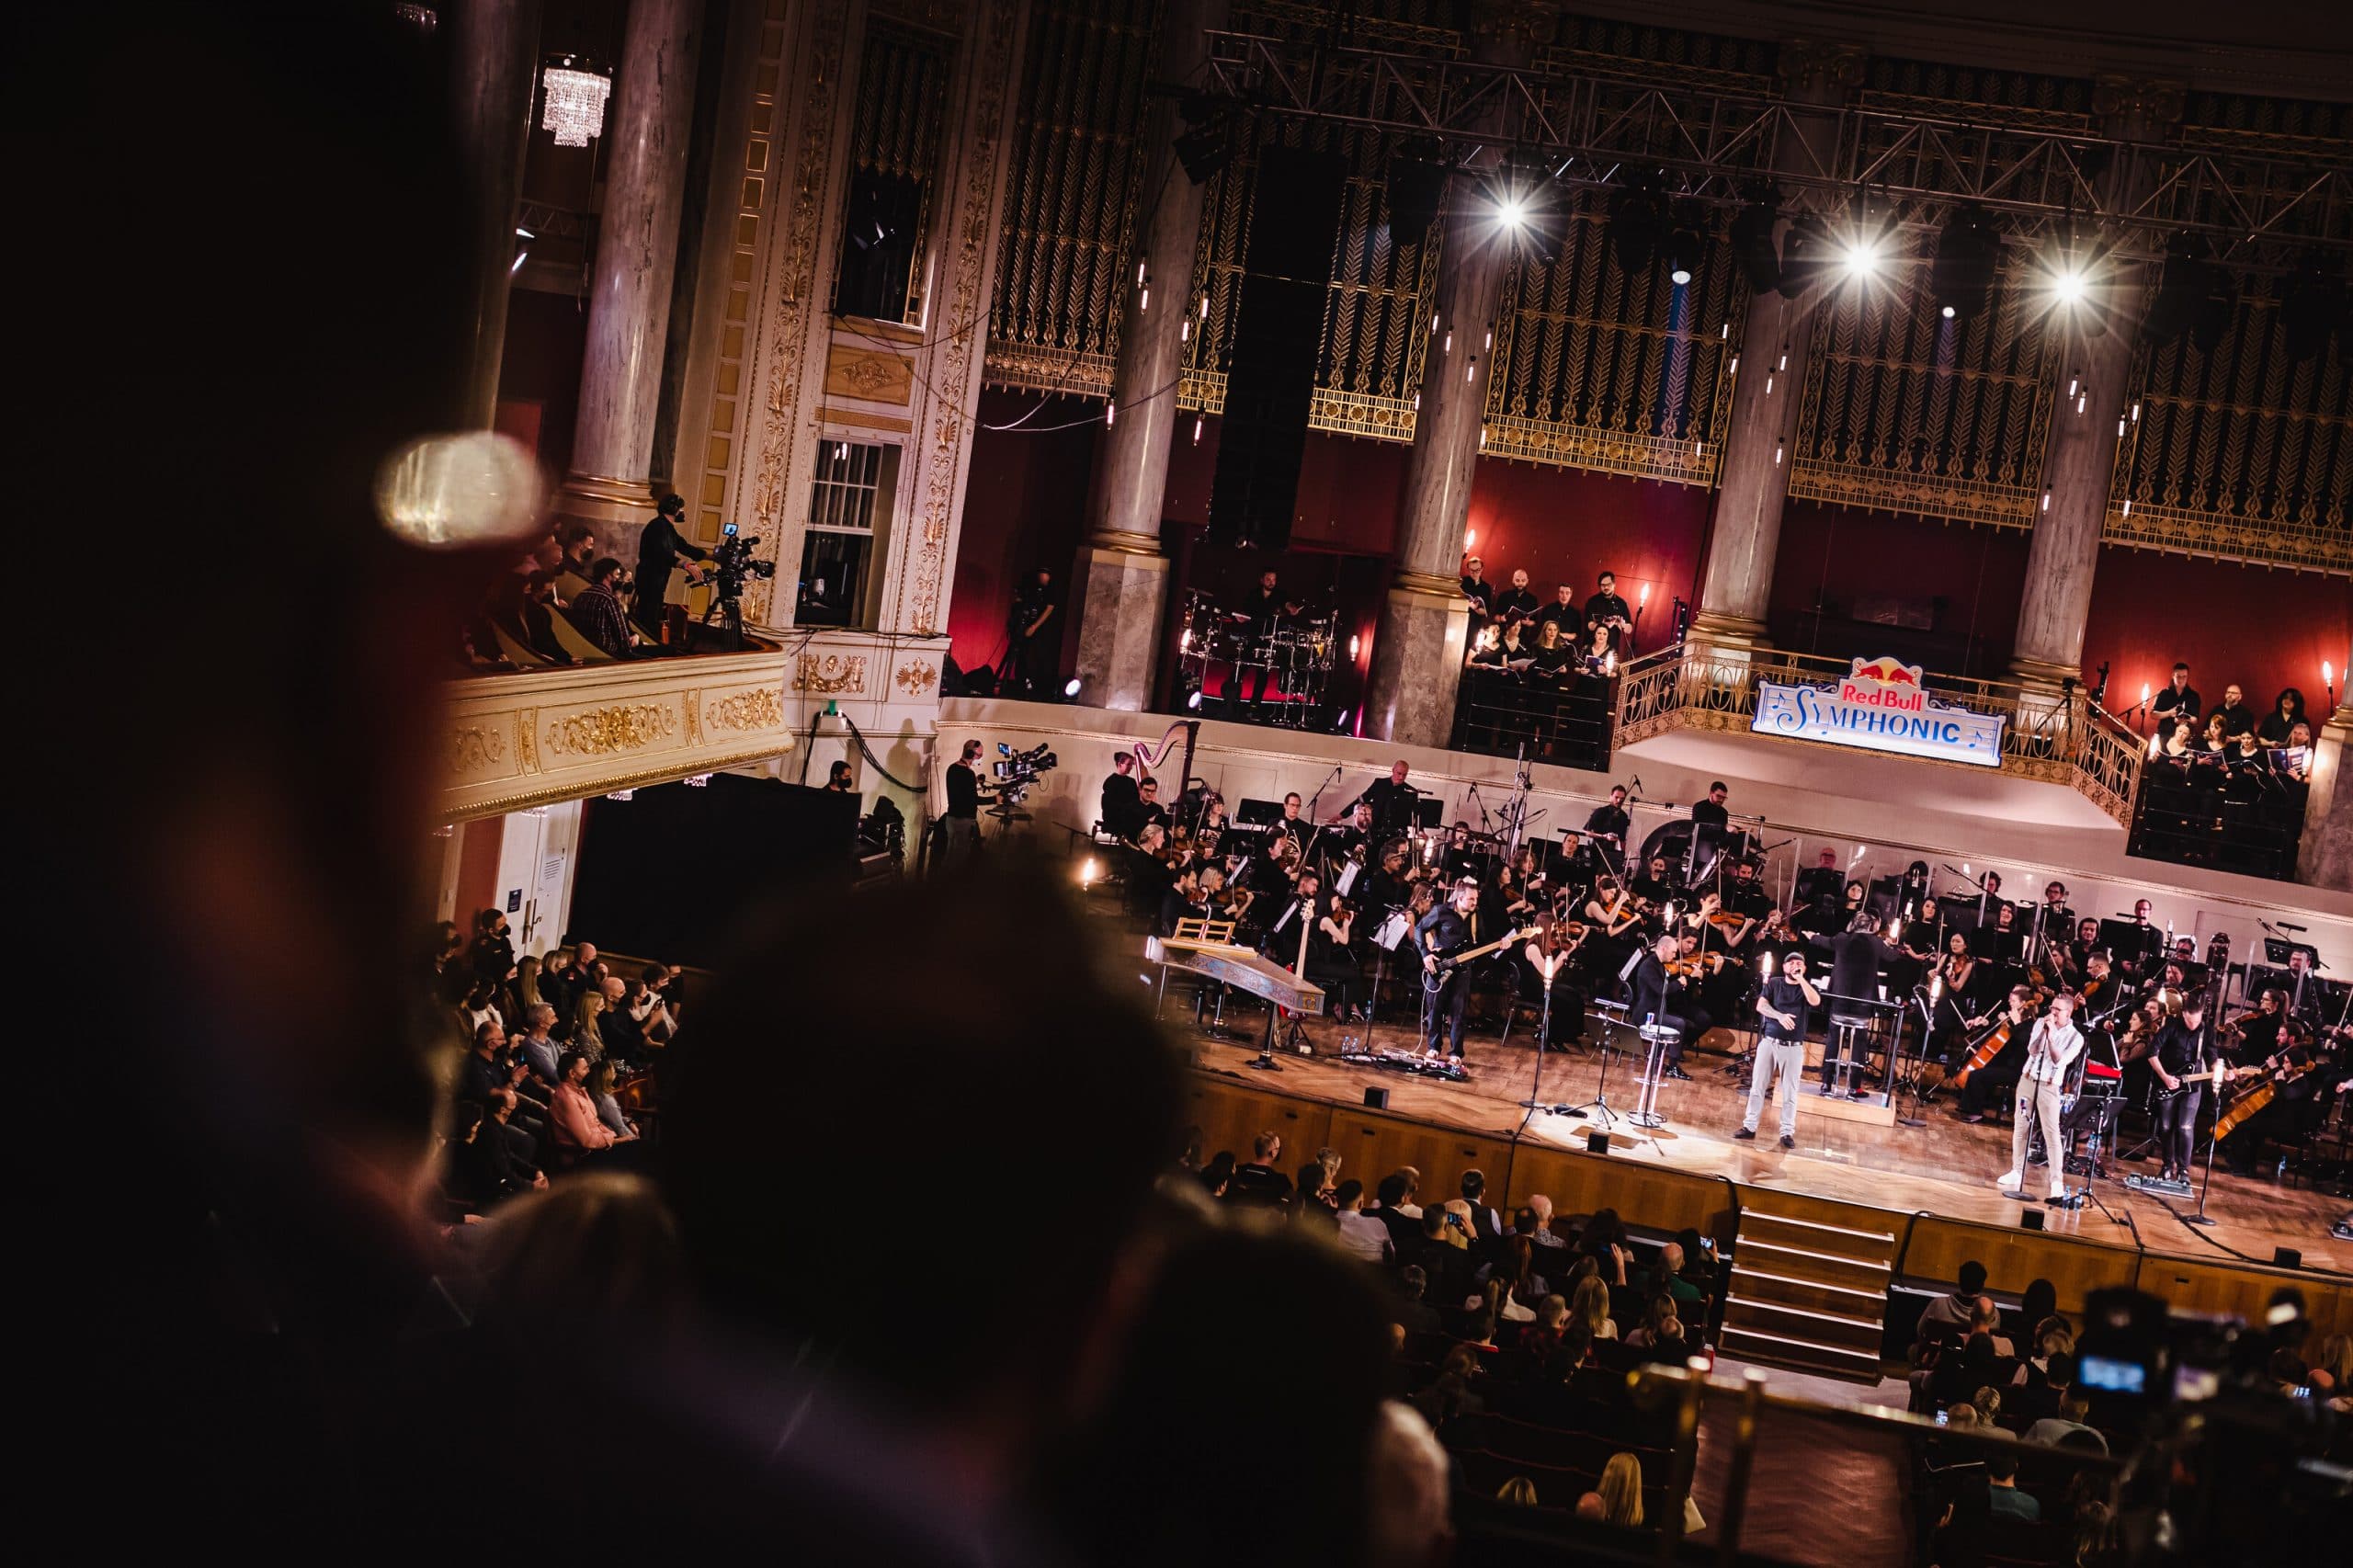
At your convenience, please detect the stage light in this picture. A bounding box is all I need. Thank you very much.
[1186,688,1203,711]
[1081,857,1098,889]
[1063,676,1083,699]
[1350,633,1361,660]
[1841,238,1881,279]
[1464,528,1477,551]
[1941,304,1956,319]
[1665,224,1704,288]
[2052,267,2086,303]
[1495,196,1527,228]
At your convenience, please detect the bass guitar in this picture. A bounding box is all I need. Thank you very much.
[1423,926,1541,994]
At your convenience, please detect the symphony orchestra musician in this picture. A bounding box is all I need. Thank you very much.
[1104,761,2344,1196]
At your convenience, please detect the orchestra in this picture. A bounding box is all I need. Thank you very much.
[1105,760,2348,1198]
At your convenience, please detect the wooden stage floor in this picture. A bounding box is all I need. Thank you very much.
[1186,1005,2353,1278]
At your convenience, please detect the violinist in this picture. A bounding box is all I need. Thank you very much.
[1955,985,2040,1124]
[1582,874,1644,975]
[1307,888,1365,1023]
[1519,911,1587,1051]
[1199,862,1254,931]
[2225,987,2287,1064]
[1927,931,1986,1062]
[1630,854,1677,909]
[1156,863,1206,937]
[1630,931,1703,1080]
[1722,859,1775,925]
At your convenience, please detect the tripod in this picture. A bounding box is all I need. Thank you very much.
[1556,1009,1642,1141]
[2182,1121,2222,1227]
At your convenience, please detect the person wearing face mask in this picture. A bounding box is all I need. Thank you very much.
[566,556,640,658]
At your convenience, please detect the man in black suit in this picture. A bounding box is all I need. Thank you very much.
[1355,759,1422,840]
[632,493,708,632]
[1691,780,1731,830]
[1630,931,1702,1079]
[1828,914,1903,1096]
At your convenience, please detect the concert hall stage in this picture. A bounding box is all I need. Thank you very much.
[1176,1006,2352,1339]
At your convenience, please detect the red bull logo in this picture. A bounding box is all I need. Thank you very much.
[1838,654,1927,712]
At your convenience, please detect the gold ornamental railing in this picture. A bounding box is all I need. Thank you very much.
[1613,642,2146,825]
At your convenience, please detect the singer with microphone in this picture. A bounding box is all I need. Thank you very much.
[1352,760,1422,842]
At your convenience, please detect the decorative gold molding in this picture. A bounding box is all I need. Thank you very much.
[705,687,788,733]
[794,652,869,693]
[543,702,681,757]
[824,343,916,403]
[893,660,940,696]
[448,724,507,775]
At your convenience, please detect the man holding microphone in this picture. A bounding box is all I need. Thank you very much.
[1736,949,1820,1150]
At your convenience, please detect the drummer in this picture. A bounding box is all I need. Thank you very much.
[1233,569,1299,710]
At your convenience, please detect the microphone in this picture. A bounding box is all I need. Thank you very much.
[2278,922,2307,932]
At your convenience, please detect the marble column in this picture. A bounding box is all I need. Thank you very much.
[1069,0,1229,711]
[2296,639,2353,892]
[2009,79,2183,692]
[1361,5,1540,746]
[555,0,704,553]
[452,0,543,428]
[1688,41,1862,648]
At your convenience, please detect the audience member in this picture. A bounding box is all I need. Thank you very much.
[1984,1451,2040,1521]
[2024,1388,2107,1452]
[1335,1182,1391,1263]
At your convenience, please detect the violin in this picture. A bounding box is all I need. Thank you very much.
[1665,954,1725,979]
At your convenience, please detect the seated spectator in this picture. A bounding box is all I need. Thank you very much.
[588,1060,636,1142]
[2018,1277,2058,1329]
[1518,1293,1571,1360]
[548,1048,633,1163]
[1391,1266,1440,1336]
[1197,1151,1234,1199]
[1334,1181,1392,1264]
[598,974,645,1066]
[1572,1274,1619,1340]
[1969,1294,2016,1357]
[2014,1320,2075,1391]
[1625,1293,1686,1357]
[444,1095,544,1210]
[1932,1333,2001,1410]
[1984,1451,2040,1520]
[1654,1243,1704,1308]
[1596,1452,1644,1527]
[1293,1161,1336,1224]
[1919,1260,1989,1342]
[459,978,506,1041]
[1574,1493,1608,1522]
[1459,1169,1502,1247]
[1495,1476,1539,1507]
[1972,1385,2003,1424]
[1410,1344,1486,1427]
[1518,1193,1566,1249]
[1944,1402,1982,1430]
[573,986,609,1060]
[567,557,638,657]
[517,1003,563,1085]
[2024,1387,2106,1451]
[1227,1131,1293,1206]
[1366,1402,1454,1568]
[1492,1234,1548,1312]
[1673,1227,1718,1298]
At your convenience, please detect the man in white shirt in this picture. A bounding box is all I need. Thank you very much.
[1998,992,2083,1201]
[1333,1179,1392,1263]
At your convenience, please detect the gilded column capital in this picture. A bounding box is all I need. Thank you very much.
[2092,74,2185,136]
[1776,38,1865,99]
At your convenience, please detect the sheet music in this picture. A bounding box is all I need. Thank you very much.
[1335,860,1360,895]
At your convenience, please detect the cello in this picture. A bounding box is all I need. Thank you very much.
[2214,1056,2317,1140]
[1953,1015,2017,1087]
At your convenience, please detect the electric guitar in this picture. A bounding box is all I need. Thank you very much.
[2153,1062,2255,1104]
[1423,926,1541,994]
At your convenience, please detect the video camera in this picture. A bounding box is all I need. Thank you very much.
[712,522,778,600]
[991,741,1058,808]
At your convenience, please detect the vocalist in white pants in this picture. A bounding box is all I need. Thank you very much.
[1998,993,2083,1202]
[1737,950,1820,1149]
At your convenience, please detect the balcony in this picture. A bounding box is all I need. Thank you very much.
[438,646,801,821]
[1613,642,2146,826]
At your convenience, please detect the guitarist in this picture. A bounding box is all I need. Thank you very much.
[2152,996,2217,1185]
[1415,878,1484,1067]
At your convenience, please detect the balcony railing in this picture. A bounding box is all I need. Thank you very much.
[1613,642,2146,825]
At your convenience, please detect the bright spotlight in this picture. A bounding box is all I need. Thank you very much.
[1063,676,1083,699]
[1841,240,1881,279]
[1496,197,1526,229]
[1940,304,1957,319]
[2052,268,2086,303]
[1186,688,1203,711]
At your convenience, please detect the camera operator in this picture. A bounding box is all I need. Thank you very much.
[941,738,986,863]
[632,493,709,639]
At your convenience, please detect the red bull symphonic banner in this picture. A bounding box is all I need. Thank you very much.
[1751,655,2006,767]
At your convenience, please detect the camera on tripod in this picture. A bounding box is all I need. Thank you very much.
[990,741,1057,807]
[711,523,777,598]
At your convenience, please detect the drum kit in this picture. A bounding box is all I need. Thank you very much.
[1178,588,1340,730]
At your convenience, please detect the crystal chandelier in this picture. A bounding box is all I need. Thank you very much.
[540,54,612,148]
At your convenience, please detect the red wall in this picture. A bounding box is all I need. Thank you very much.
[1767,501,2032,678]
[2082,550,2348,718]
[947,388,1100,676]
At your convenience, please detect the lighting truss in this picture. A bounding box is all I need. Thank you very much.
[1199,31,2353,271]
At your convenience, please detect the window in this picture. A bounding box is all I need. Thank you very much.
[798,440,896,626]
[832,24,951,324]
